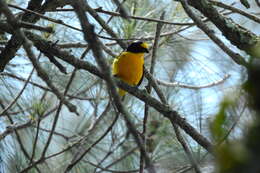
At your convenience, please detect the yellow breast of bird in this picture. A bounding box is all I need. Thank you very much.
[112,52,144,86]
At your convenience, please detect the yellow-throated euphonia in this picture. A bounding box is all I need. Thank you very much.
[112,42,149,96]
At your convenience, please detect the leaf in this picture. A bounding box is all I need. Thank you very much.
[210,99,233,142]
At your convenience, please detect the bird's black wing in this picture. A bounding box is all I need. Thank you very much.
[137,65,144,86]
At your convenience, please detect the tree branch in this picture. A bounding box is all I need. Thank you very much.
[71,1,156,172]
[24,30,213,153]
[210,1,260,24]
[184,0,260,58]
[141,12,164,173]
[157,74,230,89]
[179,0,247,66]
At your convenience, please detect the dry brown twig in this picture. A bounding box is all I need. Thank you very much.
[70,1,156,172]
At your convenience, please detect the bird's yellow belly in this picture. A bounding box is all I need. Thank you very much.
[116,53,144,85]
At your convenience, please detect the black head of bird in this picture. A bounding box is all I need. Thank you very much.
[126,42,149,53]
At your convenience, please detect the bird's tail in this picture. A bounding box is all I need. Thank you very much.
[118,88,126,97]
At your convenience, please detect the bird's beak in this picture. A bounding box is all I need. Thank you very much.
[141,42,149,53]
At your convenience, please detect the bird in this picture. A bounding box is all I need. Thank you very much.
[112,41,149,96]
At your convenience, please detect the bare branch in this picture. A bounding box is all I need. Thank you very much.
[141,16,202,171]
[0,0,68,72]
[71,1,156,172]
[20,101,112,172]
[210,1,260,24]
[0,67,34,116]
[8,3,83,32]
[179,0,247,66]
[55,7,195,26]
[0,0,80,116]
[95,147,139,173]
[184,0,259,59]
[256,0,260,7]
[157,74,230,89]
[65,108,119,172]
[25,30,213,153]
[79,1,127,49]
[111,0,129,19]
[141,12,164,173]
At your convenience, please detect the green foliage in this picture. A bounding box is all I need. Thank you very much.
[214,60,260,173]
[31,99,50,118]
[244,39,260,59]
[210,98,234,142]
[215,143,248,173]
[42,23,56,39]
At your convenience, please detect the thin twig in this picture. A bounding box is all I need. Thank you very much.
[71,1,156,172]
[55,28,193,48]
[95,147,139,173]
[0,103,62,142]
[1,72,101,101]
[179,0,246,66]
[141,12,164,173]
[0,72,51,92]
[0,121,31,141]
[93,135,128,173]
[25,28,213,153]
[85,160,139,173]
[0,66,34,116]
[171,124,201,173]
[0,37,40,173]
[7,3,83,32]
[30,117,42,163]
[140,19,202,171]
[81,1,127,49]
[98,0,127,35]
[111,0,129,19]
[55,7,195,26]
[218,102,247,145]
[210,0,260,24]
[30,53,43,164]
[256,0,260,7]
[17,21,54,32]
[64,110,119,172]
[40,47,90,159]
[157,74,230,89]
[143,69,167,103]
[20,101,111,173]
[0,22,80,116]
[32,126,70,140]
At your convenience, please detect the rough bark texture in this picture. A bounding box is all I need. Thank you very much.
[187,0,260,58]
[0,0,70,72]
[0,0,43,71]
